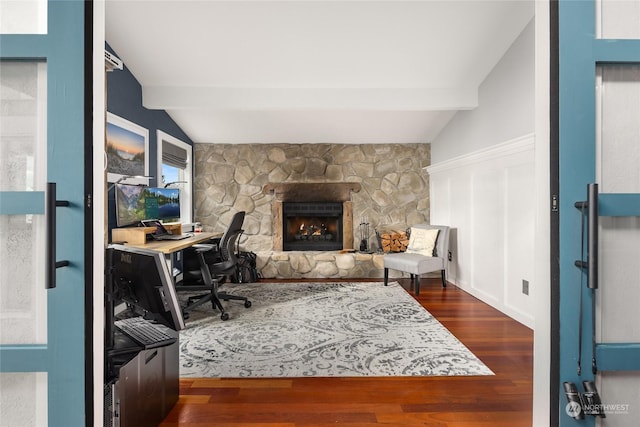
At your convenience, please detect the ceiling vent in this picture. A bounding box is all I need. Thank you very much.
[105,50,123,72]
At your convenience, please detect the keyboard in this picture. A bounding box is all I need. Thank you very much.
[152,233,192,241]
[114,317,176,349]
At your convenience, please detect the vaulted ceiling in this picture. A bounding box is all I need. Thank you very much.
[105,1,534,144]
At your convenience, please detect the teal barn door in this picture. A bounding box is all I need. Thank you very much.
[559,0,640,425]
[0,0,89,425]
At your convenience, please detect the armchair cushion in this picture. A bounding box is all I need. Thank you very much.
[383,252,445,276]
[405,227,440,257]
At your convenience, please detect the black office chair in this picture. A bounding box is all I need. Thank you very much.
[176,211,251,321]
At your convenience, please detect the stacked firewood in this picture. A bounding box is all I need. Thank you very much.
[377,229,410,252]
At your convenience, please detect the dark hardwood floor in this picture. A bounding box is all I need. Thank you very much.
[161,278,533,426]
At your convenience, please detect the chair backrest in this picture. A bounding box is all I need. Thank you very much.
[218,211,245,264]
[411,224,450,262]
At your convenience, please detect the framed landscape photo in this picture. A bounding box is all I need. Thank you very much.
[106,112,149,185]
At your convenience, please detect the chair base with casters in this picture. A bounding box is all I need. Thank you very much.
[177,244,251,321]
[177,241,252,322]
[176,211,251,320]
[383,224,450,296]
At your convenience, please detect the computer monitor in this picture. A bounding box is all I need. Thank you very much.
[114,184,148,227]
[115,184,181,227]
[107,244,185,332]
[156,187,181,223]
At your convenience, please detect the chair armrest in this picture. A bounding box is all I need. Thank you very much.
[193,243,217,253]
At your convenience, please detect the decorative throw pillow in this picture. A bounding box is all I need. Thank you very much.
[405,227,440,257]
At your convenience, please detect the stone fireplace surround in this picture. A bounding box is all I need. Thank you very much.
[193,143,431,279]
[263,182,361,251]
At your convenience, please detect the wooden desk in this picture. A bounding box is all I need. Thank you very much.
[120,231,222,254]
[115,232,223,284]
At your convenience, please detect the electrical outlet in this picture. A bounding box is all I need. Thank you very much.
[448,250,452,261]
[522,279,529,295]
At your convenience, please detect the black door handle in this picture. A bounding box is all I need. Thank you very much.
[573,183,599,290]
[46,182,70,289]
[587,183,598,290]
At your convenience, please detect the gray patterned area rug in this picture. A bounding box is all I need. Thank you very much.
[179,281,493,378]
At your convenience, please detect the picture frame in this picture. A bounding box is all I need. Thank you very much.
[106,112,150,185]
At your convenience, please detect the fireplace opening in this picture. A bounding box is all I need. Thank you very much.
[283,202,343,251]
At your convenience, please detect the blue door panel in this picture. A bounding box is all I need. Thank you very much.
[593,39,640,61]
[598,194,640,217]
[559,1,640,425]
[0,192,45,215]
[0,0,87,425]
[0,346,49,372]
[595,344,640,372]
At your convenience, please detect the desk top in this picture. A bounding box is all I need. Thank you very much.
[121,231,222,254]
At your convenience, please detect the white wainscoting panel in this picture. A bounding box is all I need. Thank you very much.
[471,167,504,305]
[505,163,535,318]
[427,134,535,327]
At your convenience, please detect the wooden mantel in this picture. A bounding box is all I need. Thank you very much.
[262,182,361,202]
[263,182,361,251]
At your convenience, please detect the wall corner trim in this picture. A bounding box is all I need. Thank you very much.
[425,133,535,175]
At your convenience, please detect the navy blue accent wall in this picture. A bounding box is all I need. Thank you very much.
[106,43,192,186]
[106,43,193,239]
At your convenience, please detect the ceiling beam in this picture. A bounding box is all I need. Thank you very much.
[142,86,478,111]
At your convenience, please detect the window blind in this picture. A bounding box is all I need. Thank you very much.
[162,140,188,169]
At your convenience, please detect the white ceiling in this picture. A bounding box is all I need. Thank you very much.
[105,1,534,144]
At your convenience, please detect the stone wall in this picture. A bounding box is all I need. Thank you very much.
[193,143,431,278]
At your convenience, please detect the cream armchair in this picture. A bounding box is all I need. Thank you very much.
[383,224,450,295]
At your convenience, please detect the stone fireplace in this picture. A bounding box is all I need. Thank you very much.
[262,182,361,251]
[193,143,431,278]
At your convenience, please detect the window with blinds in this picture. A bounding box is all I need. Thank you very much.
[157,130,192,224]
[162,140,187,170]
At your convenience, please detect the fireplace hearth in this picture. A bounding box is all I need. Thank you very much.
[283,202,343,251]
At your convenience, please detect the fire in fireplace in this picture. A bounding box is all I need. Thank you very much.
[283,202,343,251]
